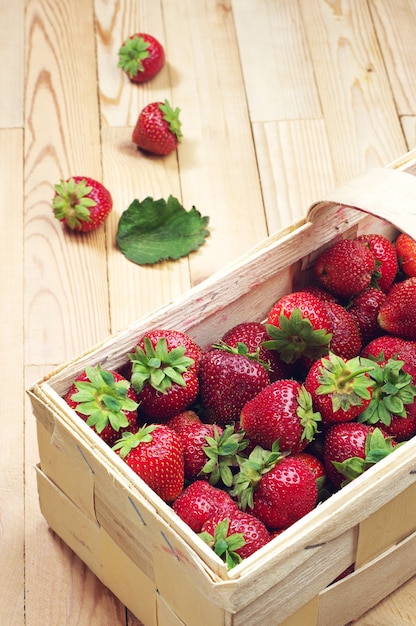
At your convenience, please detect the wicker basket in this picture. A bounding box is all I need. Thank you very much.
[28,149,416,626]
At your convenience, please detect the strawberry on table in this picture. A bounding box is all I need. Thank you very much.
[52,176,113,232]
[356,233,398,292]
[395,232,416,277]
[113,423,184,502]
[132,99,182,156]
[65,364,138,446]
[129,329,203,422]
[118,33,165,83]
[378,277,416,340]
[172,480,238,532]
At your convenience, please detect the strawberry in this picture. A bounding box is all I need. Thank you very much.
[240,379,321,453]
[65,365,138,446]
[356,233,398,292]
[129,329,203,422]
[379,409,416,441]
[198,343,270,425]
[323,300,362,359]
[200,509,270,566]
[314,238,376,299]
[378,277,416,339]
[304,353,373,424]
[323,424,398,489]
[113,424,184,502]
[118,33,165,83]
[172,480,238,532]
[166,410,202,433]
[132,99,182,155]
[264,291,332,363]
[220,321,294,381]
[176,421,223,481]
[52,176,113,232]
[347,287,387,344]
[395,232,416,277]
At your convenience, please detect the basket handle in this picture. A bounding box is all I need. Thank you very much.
[307,166,416,237]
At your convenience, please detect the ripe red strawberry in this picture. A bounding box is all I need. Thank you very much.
[220,321,294,381]
[264,291,332,363]
[348,287,387,344]
[379,410,416,441]
[129,329,203,422]
[323,300,362,359]
[395,232,416,277]
[304,353,373,425]
[118,33,165,83]
[198,343,270,425]
[172,480,238,532]
[292,451,326,483]
[132,99,182,155]
[52,176,113,232]
[200,509,270,565]
[323,423,397,489]
[378,277,416,339]
[166,410,202,433]
[240,379,321,453]
[177,421,223,481]
[65,365,138,446]
[113,424,184,502]
[361,335,416,381]
[314,238,376,299]
[356,233,398,292]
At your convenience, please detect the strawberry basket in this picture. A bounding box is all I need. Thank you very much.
[28,149,416,626]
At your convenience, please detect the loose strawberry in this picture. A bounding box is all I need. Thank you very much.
[129,329,203,422]
[356,233,398,292]
[118,33,165,83]
[65,365,138,446]
[304,353,374,424]
[348,287,387,344]
[198,343,270,425]
[200,510,270,566]
[323,300,362,359]
[264,291,332,364]
[132,99,182,155]
[113,424,184,502]
[378,277,416,339]
[52,176,113,232]
[314,238,376,299]
[172,480,238,532]
[395,232,416,277]
[240,379,321,453]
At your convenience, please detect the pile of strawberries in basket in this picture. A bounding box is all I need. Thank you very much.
[65,231,416,569]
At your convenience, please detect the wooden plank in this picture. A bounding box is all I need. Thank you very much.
[24,0,110,364]
[232,0,322,122]
[0,0,24,127]
[162,0,268,285]
[0,128,25,626]
[299,0,407,183]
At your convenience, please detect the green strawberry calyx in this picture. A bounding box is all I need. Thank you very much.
[69,365,138,433]
[357,357,416,426]
[230,441,285,510]
[264,308,332,364]
[129,336,195,394]
[159,99,182,142]
[112,424,158,458]
[316,353,374,412]
[332,427,402,486]
[297,385,322,442]
[211,341,270,370]
[199,518,245,570]
[53,178,97,229]
[200,424,249,487]
[118,35,150,78]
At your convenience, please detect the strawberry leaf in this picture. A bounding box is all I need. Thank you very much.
[117,195,210,265]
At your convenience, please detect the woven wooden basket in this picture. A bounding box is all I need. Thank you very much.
[28,149,416,626]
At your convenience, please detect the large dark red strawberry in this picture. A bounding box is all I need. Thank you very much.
[356,233,398,292]
[132,99,182,155]
[314,238,376,299]
[172,480,238,532]
[52,176,113,232]
[304,352,373,425]
[118,33,165,83]
[240,379,321,453]
[129,329,203,422]
[378,277,416,339]
[65,364,138,445]
[198,343,270,425]
[113,424,184,502]
[348,287,387,344]
[264,290,332,364]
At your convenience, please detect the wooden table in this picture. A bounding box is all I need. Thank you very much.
[2,0,416,624]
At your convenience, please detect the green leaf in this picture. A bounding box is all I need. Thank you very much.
[116,195,210,265]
